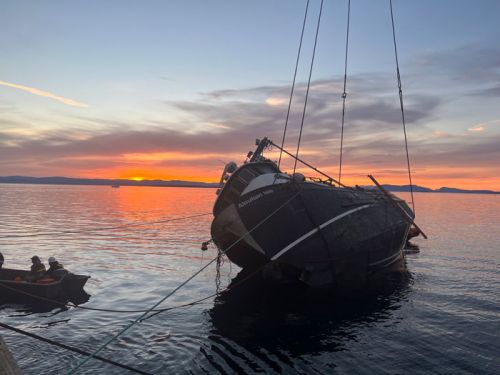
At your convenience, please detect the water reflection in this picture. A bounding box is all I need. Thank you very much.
[0,290,90,314]
[205,270,411,372]
[1,302,70,316]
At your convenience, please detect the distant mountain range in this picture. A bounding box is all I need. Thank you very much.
[364,184,499,195]
[0,176,498,195]
[0,176,219,188]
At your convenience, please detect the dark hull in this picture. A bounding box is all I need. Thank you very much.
[212,181,412,288]
[0,269,90,303]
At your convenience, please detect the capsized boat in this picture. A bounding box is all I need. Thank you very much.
[210,138,414,288]
[0,268,90,303]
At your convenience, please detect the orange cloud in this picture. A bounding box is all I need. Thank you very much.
[206,122,231,130]
[122,152,223,162]
[468,125,485,132]
[265,97,286,106]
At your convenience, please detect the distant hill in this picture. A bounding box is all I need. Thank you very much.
[378,184,433,192]
[379,184,499,195]
[0,176,498,195]
[0,176,219,188]
[433,187,500,194]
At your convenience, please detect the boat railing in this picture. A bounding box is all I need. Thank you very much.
[304,176,337,186]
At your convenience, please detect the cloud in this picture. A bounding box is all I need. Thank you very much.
[468,84,500,97]
[0,80,88,108]
[265,97,287,106]
[206,122,231,130]
[432,130,447,138]
[468,125,485,132]
[0,75,442,167]
[414,45,500,82]
[409,44,500,114]
[2,73,499,188]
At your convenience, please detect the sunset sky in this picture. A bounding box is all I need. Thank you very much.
[1,0,499,190]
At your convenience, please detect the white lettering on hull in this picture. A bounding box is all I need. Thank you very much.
[238,189,274,209]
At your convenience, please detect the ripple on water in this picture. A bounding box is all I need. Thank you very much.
[0,187,499,374]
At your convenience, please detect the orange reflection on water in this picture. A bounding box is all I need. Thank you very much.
[106,185,214,222]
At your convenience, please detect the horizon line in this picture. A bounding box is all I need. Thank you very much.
[0,175,498,194]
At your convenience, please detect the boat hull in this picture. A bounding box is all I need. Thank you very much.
[211,181,412,288]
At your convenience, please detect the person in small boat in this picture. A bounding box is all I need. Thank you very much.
[29,256,46,281]
[46,257,68,277]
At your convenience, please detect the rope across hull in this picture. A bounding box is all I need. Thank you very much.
[211,179,412,288]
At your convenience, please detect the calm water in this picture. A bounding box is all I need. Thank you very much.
[0,184,499,374]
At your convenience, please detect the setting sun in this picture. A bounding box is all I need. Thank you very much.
[130,177,144,181]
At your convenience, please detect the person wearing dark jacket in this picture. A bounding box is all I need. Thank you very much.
[29,256,46,281]
[0,252,4,269]
[47,257,68,277]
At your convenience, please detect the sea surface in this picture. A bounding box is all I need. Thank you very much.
[0,184,498,374]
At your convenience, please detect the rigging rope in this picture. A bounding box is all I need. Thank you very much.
[140,265,265,323]
[0,255,267,370]
[338,0,351,186]
[293,0,324,175]
[0,282,208,314]
[0,322,151,375]
[67,190,301,374]
[389,0,415,213]
[278,0,310,168]
[0,212,211,239]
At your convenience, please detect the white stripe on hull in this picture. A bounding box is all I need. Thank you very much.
[369,249,401,267]
[367,221,410,268]
[271,204,372,261]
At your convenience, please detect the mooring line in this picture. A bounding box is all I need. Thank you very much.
[140,263,265,323]
[67,190,301,374]
[0,253,264,323]
[278,0,310,167]
[293,0,324,175]
[0,321,151,375]
[389,0,415,214]
[0,282,210,314]
[0,212,211,239]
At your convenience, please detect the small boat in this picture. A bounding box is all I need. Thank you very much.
[111,184,120,188]
[0,268,90,303]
